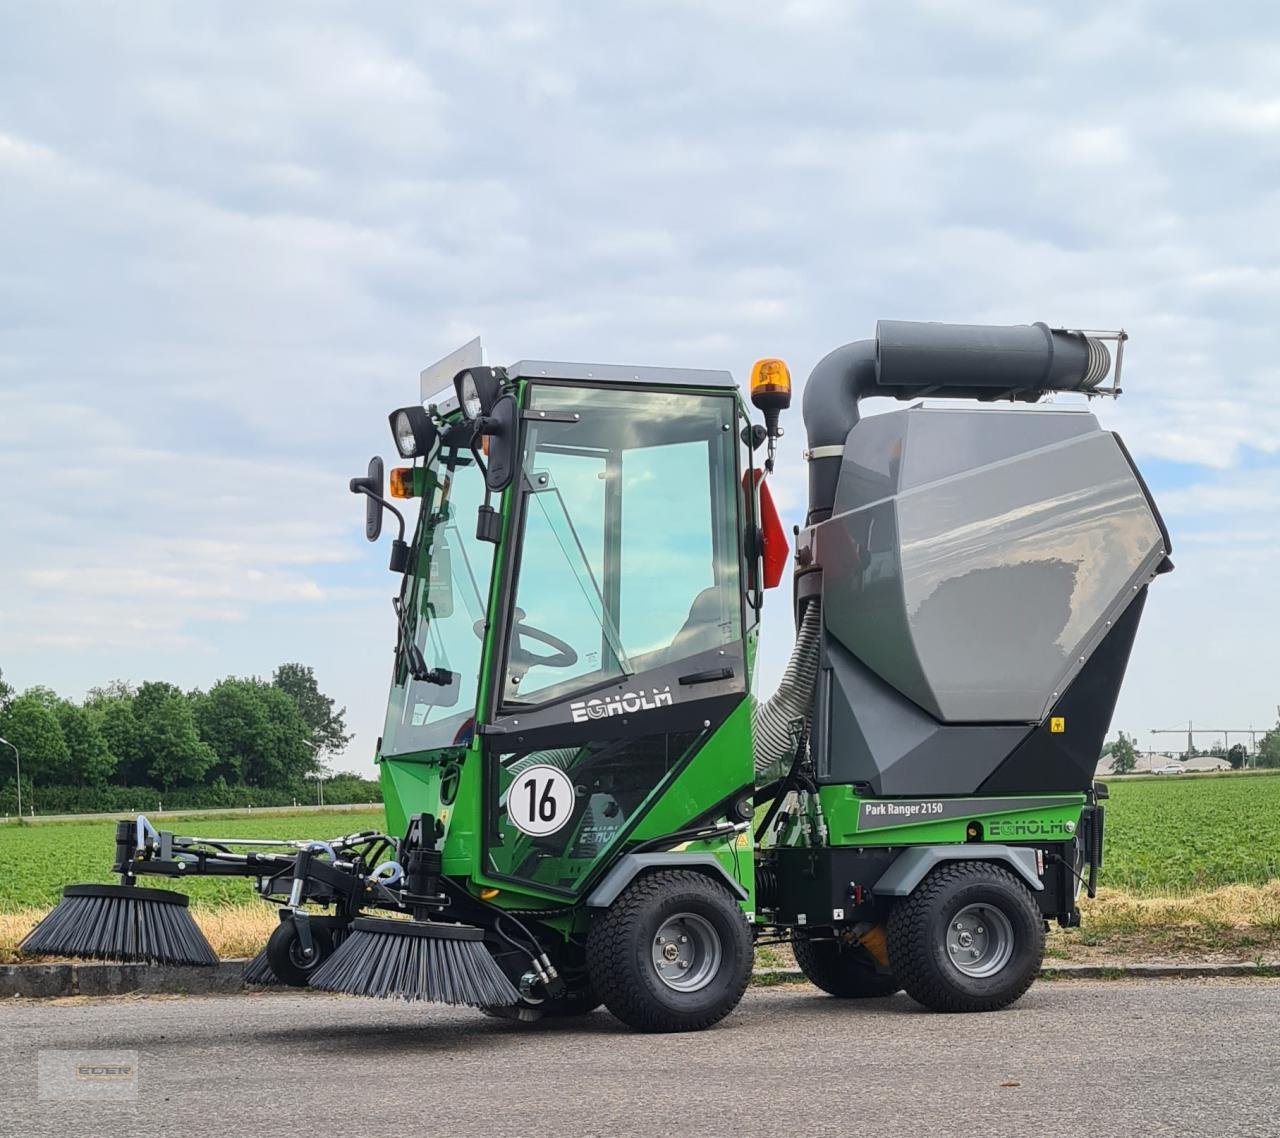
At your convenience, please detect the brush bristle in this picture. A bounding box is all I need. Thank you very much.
[309,920,520,1007]
[19,885,219,967]
[242,947,277,984]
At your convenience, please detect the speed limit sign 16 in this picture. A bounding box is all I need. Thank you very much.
[507,764,575,837]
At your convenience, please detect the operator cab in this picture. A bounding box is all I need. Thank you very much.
[367,356,764,898]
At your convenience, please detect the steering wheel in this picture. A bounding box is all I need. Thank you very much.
[472,608,579,670]
[510,621,578,669]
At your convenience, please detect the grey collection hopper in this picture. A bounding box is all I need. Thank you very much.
[796,322,1170,796]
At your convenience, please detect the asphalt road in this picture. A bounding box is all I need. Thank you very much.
[1,980,1276,1138]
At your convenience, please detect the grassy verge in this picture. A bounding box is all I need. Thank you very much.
[1045,883,1280,963]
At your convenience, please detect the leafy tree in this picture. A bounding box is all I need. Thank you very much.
[195,677,314,789]
[56,701,116,785]
[86,679,137,703]
[0,692,72,786]
[273,663,352,763]
[1258,724,1280,770]
[1227,743,1247,771]
[1109,731,1138,775]
[19,686,63,718]
[192,680,255,784]
[87,690,142,785]
[0,667,13,710]
[133,681,215,791]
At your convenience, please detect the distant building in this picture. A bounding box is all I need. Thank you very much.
[1092,751,1231,778]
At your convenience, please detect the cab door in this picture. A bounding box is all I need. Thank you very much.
[480,383,750,897]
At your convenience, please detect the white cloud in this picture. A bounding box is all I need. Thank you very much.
[2,0,1278,767]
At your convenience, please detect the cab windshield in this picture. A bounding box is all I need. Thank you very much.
[381,449,491,755]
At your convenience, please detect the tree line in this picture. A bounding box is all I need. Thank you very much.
[0,664,377,816]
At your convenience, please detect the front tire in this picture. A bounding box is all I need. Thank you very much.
[792,928,900,998]
[887,862,1044,1013]
[265,918,335,988]
[587,870,752,1033]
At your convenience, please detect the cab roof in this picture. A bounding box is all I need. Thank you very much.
[507,360,736,388]
[427,359,737,415]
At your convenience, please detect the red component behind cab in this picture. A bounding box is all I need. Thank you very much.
[743,470,789,589]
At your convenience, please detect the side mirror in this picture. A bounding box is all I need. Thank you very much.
[477,394,518,492]
[470,395,518,546]
[349,456,385,541]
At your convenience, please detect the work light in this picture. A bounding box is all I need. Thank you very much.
[388,406,437,459]
[454,366,504,421]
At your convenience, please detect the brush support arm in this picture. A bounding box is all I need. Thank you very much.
[99,816,465,923]
[107,816,405,916]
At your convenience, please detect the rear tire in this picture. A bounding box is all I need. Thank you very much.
[587,870,752,1033]
[887,861,1044,1013]
[265,919,334,988]
[791,929,900,998]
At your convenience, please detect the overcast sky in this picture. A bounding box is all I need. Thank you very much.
[2,1,1278,769]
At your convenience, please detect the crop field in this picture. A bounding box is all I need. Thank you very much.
[1101,772,1280,894]
[1,774,1278,914]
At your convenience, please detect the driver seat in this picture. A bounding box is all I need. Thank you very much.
[664,586,727,663]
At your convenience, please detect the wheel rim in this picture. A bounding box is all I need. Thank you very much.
[945,903,1014,978]
[651,912,722,993]
[289,938,320,971]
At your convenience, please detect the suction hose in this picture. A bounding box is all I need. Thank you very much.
[752,602,822,784]
[802,320,1115,524]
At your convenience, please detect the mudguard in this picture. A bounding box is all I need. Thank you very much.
[586,853,749,908]
[873,845,1042,897]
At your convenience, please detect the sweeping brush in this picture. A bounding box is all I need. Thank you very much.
[242,945,278,985]
[19,884,219,967]
[308,916,521,1007]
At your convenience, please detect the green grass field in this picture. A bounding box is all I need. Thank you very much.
[1,774,1277,911]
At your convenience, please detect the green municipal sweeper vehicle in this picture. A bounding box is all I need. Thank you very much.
[23,320,1171,1031]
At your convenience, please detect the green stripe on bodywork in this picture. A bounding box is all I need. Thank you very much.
[818,784,1087,846]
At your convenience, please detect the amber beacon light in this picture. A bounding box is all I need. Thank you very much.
[749,357,791,471]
